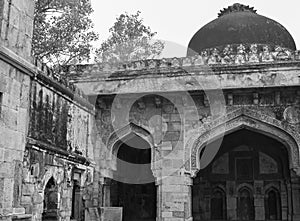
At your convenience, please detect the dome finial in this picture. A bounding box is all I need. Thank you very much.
[218,3,257,17]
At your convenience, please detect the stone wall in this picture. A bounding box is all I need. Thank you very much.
[0,59,31,220]
[0,1,101,220]
[0,0,34,60]
[0,46,98,221]
[23,74,96,221]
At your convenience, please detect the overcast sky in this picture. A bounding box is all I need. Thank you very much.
[90,0,300,58]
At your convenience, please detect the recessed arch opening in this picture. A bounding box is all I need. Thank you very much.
[42,177,58,221]
[192,129,290,221]
[110,132,156,221]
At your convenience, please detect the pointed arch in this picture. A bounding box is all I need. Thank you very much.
[211,187,227,220]
[236,183,254,193]
[186,107,300,177]
[265,187,282,220]
[107,122,154,158]
[237,186,255,220]
[43,176,59,220]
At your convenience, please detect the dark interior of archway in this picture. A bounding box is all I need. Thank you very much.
[110,134,156,221]
[43,177,58,221]
[192,129,290,221]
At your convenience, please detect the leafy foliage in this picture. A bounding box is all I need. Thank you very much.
[32,0,99,66]
[96,11,164,64]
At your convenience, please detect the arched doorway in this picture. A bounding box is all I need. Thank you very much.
[237,187,254,220]
[192,129,290,221]
[110,133,157,221]
[43,177,58,221]
[265,187,282,220]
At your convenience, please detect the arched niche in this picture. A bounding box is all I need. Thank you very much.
[42,177,58,221]
[265,187,282,220]
[186,107,300,177]
[211,187,227,220]
[237,186,255,220]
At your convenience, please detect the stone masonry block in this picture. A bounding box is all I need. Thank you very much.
[162,185,182,192]
[172,141,184,150]
[165,192,188,202]
[0,0,10,20]
[2,178,14,208]
[0,162,15,178]
[161,141,172,151]
[162,212,172,218]
[254,198,264,206]
[163,201,184,211]
[1,106,18,130]
[0,148,4,162]
[162,159,172,168]
[22,184,34,196]
[0,74,8,92]
[17,108,28,133]
[163,176,186,185]
[168,122,182,131]
[4,149,22,162]
[163,131,180,141]
[164,217,184,221]
[20,84,29,108]
[0,127,24,151]
[172,159,184,169]
[173,211,185,218]
[171,114,181,122]
[12,207,25,215]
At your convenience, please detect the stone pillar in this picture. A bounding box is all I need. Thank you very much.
[291,177,300,220]
[99,177,111,207]
[226,181,237,220]
[254,181,264,220]
[287,181,293,221]
[156,179,162,221]
[160,174,193,221]
[281,180,288,221]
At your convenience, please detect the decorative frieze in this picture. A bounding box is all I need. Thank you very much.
[66,44,300,78]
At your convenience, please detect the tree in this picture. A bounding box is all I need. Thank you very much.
[96,11,164,64]
[32,0,99,67]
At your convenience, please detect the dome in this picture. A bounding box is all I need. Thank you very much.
[187,3,296,56]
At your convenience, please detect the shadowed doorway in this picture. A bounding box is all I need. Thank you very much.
[110,133,156,221]
[192,129,290,221]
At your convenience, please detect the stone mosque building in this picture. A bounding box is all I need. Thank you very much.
[1,1,300,221]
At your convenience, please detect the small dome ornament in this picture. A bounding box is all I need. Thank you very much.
[218,3,257,17]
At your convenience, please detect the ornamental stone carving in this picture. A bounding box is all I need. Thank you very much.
[283,106,300,124]
[261,45,274,62]
[222,44,235,64]
[249,44,259,62]
[235,44,247,64]
[68,44,300,75]
[185,107,300,177]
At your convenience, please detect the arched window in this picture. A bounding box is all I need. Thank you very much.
[43,177,58,220]
[238,187,254,220]
[211,188,227,220]
[265,188,281,220]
